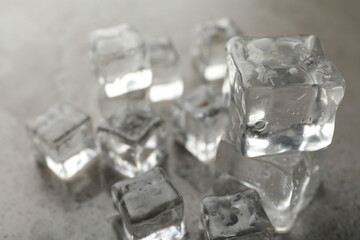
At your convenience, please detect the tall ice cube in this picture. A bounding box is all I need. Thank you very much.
[226,35,345,157]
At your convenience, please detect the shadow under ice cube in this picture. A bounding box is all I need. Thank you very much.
[192,18,239,81]
[202,190,274,240]
[89,24,152,98]
[226,35,345,157]
[173,85,229,162]
[26,102,98,180]
[97,106,166,178]
[216,140,321,233]
[147,38,184,102]
[111,167,186,240]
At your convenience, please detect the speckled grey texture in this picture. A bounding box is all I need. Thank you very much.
[0,1,359,240]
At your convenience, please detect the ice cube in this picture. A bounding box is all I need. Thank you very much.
[89,24,152,98]
[97,106,166,178]
[192,18,239,81]
[173,85,229,162]
[225,35,345,157]
[111,167,186,240]
[26,102,98,180]
[216,140,321,233]
[147,38,184,102]
[202,189,274,240]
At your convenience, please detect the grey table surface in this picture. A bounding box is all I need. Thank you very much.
[1,0,359,239]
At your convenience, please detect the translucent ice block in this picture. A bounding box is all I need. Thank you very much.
[173,85,229,162]
[216,140,321,233]
[89,24,152,98]
[226,35,345,157]
[111,167,186,240]
[147,38,183,102]
[202,190,274,240]
[97,106,166,178]
[192,18,239,81]
[26,102,98,180]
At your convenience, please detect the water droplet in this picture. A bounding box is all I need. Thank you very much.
[289,67,299,75]
[254,121,267,132]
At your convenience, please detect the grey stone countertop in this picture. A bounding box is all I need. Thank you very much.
[0,0,359,239]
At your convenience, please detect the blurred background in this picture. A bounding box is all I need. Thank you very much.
[0,0,359,239]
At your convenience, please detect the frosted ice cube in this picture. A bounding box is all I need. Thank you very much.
[26,102,98,180]
[111,167,186,240]
[173,85,229,162]
[216,140,321,233]
[89,24,152,98]
[147,38,183,102]
[97,106,166,178]
[202,190,274,240]
[192,18,239,81]
[226,35,345,157]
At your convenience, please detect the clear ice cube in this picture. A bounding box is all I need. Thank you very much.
[173,85,229,162]
[192,18,239,81]
[97,106,166,178]
[216,140,321,233]
[147,38,184,102]
[26,102,98,180]
[202,189,274,240]
[111,167,186,240]
[226,35,345,157]
[89,24,152,98]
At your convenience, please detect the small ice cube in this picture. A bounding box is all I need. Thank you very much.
[202,189,274,240]
[111,167,186,240]
[192,18,239,81]
[89,24,152,98]
[147,38,184,102]
[97,106,166,178]
[26,102,98,180]
[173,85,229,162]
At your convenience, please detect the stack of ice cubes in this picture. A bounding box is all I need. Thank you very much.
[217,34,345,232]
